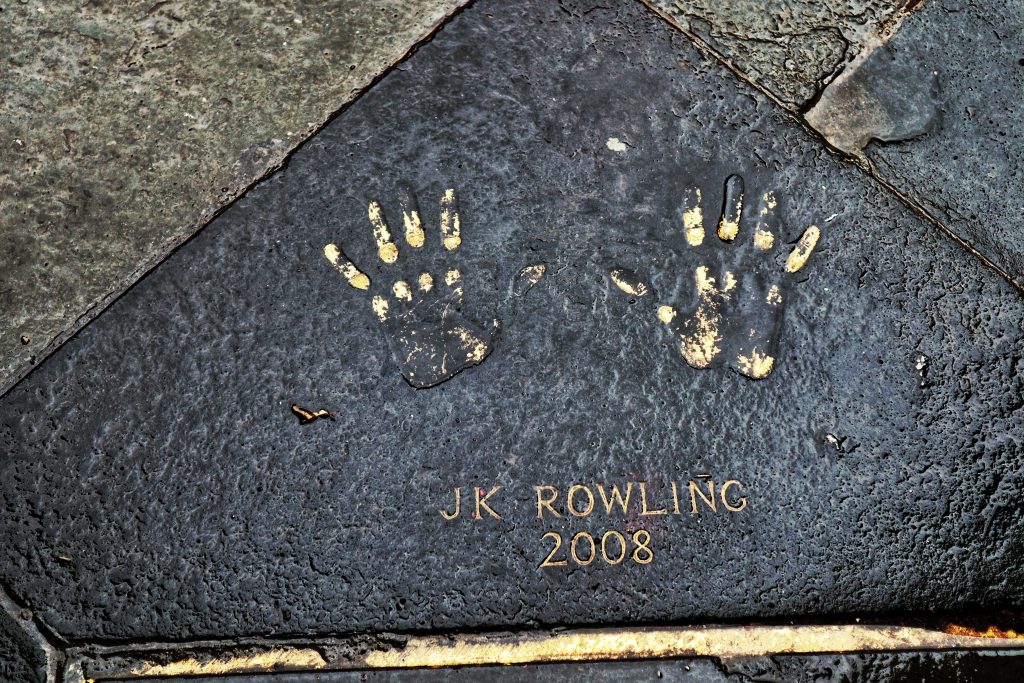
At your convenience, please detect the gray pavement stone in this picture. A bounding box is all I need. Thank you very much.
[808,0,1024,286]
[804,39,942,154]
[0,0,466,396]
[1,0,1022,650]
[647,0,906,106]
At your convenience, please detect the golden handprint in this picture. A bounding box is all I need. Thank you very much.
[611,175,820,380]
[325,189,544,388]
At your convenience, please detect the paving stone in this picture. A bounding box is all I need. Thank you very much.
[137,650,1024,682]
[647,0,905,105]
[0,0,466,396]
[1,0,1023,646]
[804,39,942,154]
[0,604,46,683]
[807,0,1024,286]
[139,659,728,683]
[723,650,1024,682]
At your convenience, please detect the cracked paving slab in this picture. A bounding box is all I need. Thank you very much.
[1,0,1023,652]
[0,0,468,397]
[807,0,1024,287]
[647,0,907,106]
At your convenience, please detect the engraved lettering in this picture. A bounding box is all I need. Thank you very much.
[439,487,461,520]
[462,476,746,569]
[570,532,596,565]
[567,484,595,517]
[689,478,717,513]
[721,479,748,512]
[539,528,654,567]
[475,486,503,520]
[597,482,633,515]
[631,529,654,564]
[601,530,627,565]
[535,485,562,519]
[539,531,568,567]
[639,481,667,515]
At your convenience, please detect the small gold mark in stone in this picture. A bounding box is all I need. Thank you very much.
[291,404,335,424]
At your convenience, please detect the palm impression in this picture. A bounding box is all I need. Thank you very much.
[611,174,820,380]
[325,189,544,388]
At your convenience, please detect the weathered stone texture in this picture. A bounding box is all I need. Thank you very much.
[0,604,46,683]
[649,0,905,105]
[0,0,465,395]
[1,0,1022,644]
[828,0,1024,285]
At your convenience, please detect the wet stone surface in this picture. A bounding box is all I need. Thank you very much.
[0,0,465,395]
[1,0,1023,645]
[835,0,1024,285]
[720,650,1024,682]
[0,607,45,683]
[805,40,942,155]
[649,0,905,106]
[140,650,1024,682]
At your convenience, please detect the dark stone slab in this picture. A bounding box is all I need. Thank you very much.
[139,651,1024,683]
[722,650,1024,681]
[809,0,1024,283]
[0,606,46,683]
[1,0,1022,643]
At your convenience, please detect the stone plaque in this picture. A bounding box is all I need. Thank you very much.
[1,0,1022,679]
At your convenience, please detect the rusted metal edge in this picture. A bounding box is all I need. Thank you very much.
[67,622,1024,681]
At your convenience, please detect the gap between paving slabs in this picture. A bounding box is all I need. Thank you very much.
[638,0,1024,295]
[64,621,1024,681]
[0,586,62,683]
[2,1,1016,392]
[807,0,1024,289]
[0,0,473,399]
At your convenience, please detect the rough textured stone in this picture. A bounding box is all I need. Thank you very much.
[1,0,1022,646]
[817,0,1024,285]
[648,0,905,105]
[0,0,466,396]
[805,40,942,154]
[0,604,46,683]
[724,650,1024,681]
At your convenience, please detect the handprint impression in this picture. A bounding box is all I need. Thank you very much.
[325,189,544,388]
[611,175,820,380]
